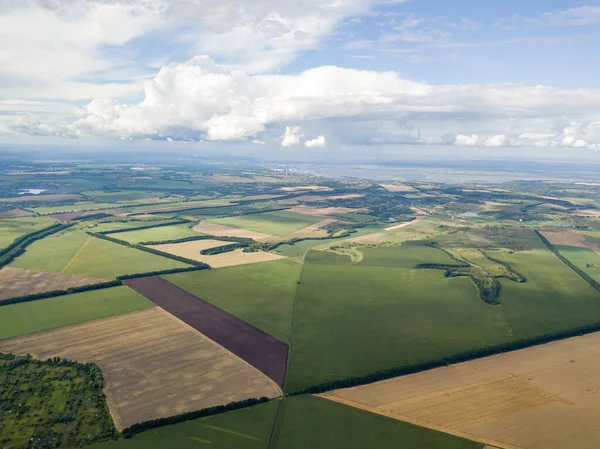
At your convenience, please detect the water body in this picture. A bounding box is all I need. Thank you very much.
[18,189,47,195]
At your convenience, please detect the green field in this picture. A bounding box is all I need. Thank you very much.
[165,259,302,341]
[209,211,322,236]
[0,354,116,448]
[0,216,57,248]
[285,236,600,391]
[11,230,189,278]
[89,219,180,233]
[271,396,481,449]
[90,400,279,449]
[0,286,153,340]
[554,245,600,283]
[32,202,137,214]
[108,223,200,244]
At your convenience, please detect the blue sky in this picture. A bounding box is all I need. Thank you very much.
[0,0,599,155]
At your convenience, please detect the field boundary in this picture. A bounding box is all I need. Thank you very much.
[0,281,123,307]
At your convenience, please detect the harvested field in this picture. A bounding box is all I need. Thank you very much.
[0,267,107,300]
[147,239,233,255]
[0,308,280,431]
[279,185,333,192]
[303,218,336,231]
[322,331,600,449]
[574,209,600,217]
[289,205,367,216]
[0,209,34,218]
[540,230,587,247]
[281,193,365,203]
[385,216,425,231]
[291,219,337,238]
[194,222,278,242]
[0,194,82,202]
[124,277,289,388]
[346,232,387,244]
[380,184,418,193]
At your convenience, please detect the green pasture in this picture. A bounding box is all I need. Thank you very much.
[271,396,482,449]
[0,216,57,248]
[81,190,160,202]
[209,211,322,236]
[31,202,134,214]
[553,245,600,283]
[88,219,179,233]
[108,223,199,244]
[11,230,189,278]
[165,259,302,341]
[0,286,153,340]
[286,235,600,391]
[90,400,279,449]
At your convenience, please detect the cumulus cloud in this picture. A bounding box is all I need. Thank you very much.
[281,126,303,147]
[483,134,507,147]
[454,134,481,146]
[305,135,327,148]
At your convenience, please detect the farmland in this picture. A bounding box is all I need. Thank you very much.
[11,230,190,278]
[0,354,116,448]
[208,210,323,237]
[108,223,200,244]
[0,216,57,248]
[165,259,302,341]
[0,308,281,431]
[554,245,600,282]
[322,330,600,449]
[0,266,106,300]
[0,286,153,339]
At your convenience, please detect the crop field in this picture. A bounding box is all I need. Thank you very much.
[31,201,139,214]
[0,266,106,300]
[165,259,302,341]
[553,245,600,282]
[285,238,600,391]
[124,277,289,387]
[0,193,82,202]
[0,286,152,339]
[0,208,34,218]
[89,400,280,449]
[0,354,115,448]
[11,230,190,278]
[194,222,278,241]
[208,211,323,237]
[323,330,600,449]
[0,308,281,431]
[108,223,199,244]
[271,396,481,449]
[0,216,57,248]
[540,230,587,247]
[289,205,366,216]
[89,219,180,233]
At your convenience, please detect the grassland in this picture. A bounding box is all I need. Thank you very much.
[554,245,600,283]
[89,219,180,233]
[209,211,322,237]
[0,286,153,340]
[271,396,482,449]
[324,330,600,449]
[165,259,302,341]
[11,230,189,278]
[286,236,600,391]
[0,216,57,248]
[88,400,279,449]
[0,308,281,431]
[108,223,199,244]
[0,354,115,448]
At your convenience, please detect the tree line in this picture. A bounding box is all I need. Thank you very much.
[0,222,73,267]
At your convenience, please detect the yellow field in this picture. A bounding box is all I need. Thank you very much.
[322,331,600,449]
[148,241,287,268]
[380,184,418,193]
[0,267,107,300]
[0,308,281,431]
[540,230,587,247]
[193,222,278,242]
[289,205,366,216]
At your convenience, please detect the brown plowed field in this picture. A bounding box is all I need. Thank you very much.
[194,222,278,242]
[0,267,107,300]
[0,308,280,431]
[0,209,34,218]
[124,277,289,388]
[323,331,600,449]
[540,230,587,247]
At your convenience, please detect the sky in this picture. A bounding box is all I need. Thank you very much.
[0,0,599,157]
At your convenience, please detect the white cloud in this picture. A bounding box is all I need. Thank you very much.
[483,134,507,147]
[281,126,303,147]
[454,134,481,146]
[543,6,600,27]
[305,135,327,148]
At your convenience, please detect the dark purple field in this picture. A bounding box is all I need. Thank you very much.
[124,276,289,388]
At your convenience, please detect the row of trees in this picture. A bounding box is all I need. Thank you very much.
[0,281,123,307]
[0,222,73,267]
[97,219,190,235]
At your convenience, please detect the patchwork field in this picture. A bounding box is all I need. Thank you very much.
[0,216,57,248]
[208,211,323,237]
[124,277,289,387]
[89,400,280,449]
[0,194,82,202]
[0,266,107,300]
[194,221,278,242]
[554,245,600,282]
[89,219,182,233]
[289,205,365,216]
[322,330,600,449]
[0,308,281,431]
[286,237,600,391]
[165,259,302,341]
[108,223,200,244]
[11,230,190,278]
[271,396,481,449]
[0,286,153,339]
[0,208,34,218]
